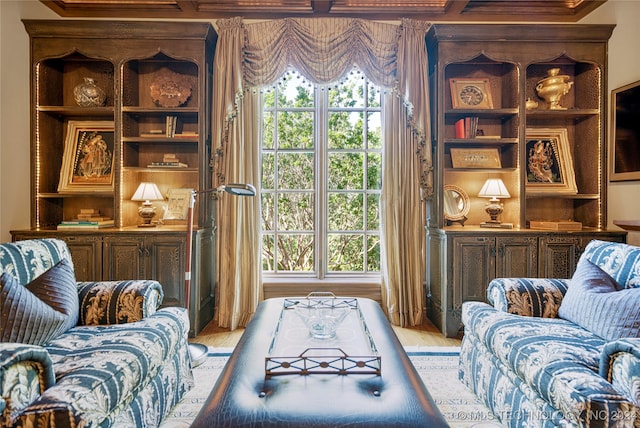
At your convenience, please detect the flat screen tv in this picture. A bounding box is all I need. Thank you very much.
[611,80,640,181]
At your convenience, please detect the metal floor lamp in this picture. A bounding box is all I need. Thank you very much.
[185,183,256,367]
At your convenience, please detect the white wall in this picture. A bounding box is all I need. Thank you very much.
[581,0,640,246]
[1,1,639,244]
[0,1,57,242]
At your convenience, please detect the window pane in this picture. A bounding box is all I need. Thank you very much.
[278,111,313,149]
[328,193,364,231]
[277,72,314,108]
[367,235,381,271]
[277,193,314,231]
[367,82,381,108]
[262,234,275,271]
[328,153,363,190]
[329,71,364,108]
[263,111,275,149]
[367,153,382,190]
[278,153,314,189]
[277,234,314,271]
[367,112,382,149]
[261,153,275,189]
[366,194,380,230]
[328,111,364,150]
[261,193,275,231]
[328,234,364,272]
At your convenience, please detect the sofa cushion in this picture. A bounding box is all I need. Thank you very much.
[0,272,66,345]
[558,258,640,340]
[26,258,79,332]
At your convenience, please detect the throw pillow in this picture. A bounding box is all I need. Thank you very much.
[0,272,66,345]
[26,258,79,332]
[558,258,640,340]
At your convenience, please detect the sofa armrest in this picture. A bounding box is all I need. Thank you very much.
[77,279,164,325]
[599,338,640,407]
[487,277,570,317]
[0,344,55,427]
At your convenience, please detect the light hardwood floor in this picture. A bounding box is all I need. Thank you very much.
[193,315,462,349]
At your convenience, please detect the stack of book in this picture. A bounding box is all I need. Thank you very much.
[148,153,188,168]
[454,117,479,139]
[57,209,114,229]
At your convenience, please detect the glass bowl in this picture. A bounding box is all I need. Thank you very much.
[294,302,351,340]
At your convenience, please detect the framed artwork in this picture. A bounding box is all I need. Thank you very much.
[449,78,494,109]
[610,80,640,181]
[58,121,115,193]
[163,188,193,220]
[525,128,577,194]
[450,148,501,169]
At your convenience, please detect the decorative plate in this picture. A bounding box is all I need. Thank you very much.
[149,69,192,107]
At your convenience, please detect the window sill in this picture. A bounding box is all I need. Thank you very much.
[262,277,382,303]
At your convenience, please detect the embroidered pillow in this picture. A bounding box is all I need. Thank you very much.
[26,258,79,332]
[558,258,640,340]
[0,272,66,345]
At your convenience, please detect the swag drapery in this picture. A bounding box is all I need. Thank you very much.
[213,17,433,329]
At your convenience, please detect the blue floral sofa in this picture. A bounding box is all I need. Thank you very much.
[460,239,640,427]
[0,238,193,427]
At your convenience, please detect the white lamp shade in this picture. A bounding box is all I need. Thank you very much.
[478,178,511,199]
[132,182,164,202]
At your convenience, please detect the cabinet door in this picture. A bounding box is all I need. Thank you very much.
[146,236,185,307]
[451,236,494,303]
[538,235,580,278]
[62,235,103,281]
[103,236,144,280]
[496,236,538,278]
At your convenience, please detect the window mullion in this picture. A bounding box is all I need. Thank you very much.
[316,86,327,279]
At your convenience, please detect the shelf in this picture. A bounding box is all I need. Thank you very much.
[123,137,199,143]
[445,138,518,145]
[122,107,199,114]
[525,193,599,199]
[445,108,518,118]
[37,106,115,116]
[613,220,640,232]
[526,108,600,119]
[39,192,114,198]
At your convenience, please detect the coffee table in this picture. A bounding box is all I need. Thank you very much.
[191,297,448,427]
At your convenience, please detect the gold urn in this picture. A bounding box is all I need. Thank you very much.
[535,68,573,110]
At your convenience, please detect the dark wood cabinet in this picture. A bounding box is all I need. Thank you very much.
[13,20,217,336]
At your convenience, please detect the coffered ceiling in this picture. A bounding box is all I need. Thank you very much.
[40,0,607,22]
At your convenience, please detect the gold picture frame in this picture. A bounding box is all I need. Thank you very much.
[525,128,577,194]
[163,188,193,220]
[450,148,501,169]
[58,120,115,193]
[449,78,494,109]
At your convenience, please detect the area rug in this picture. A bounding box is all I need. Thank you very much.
[160,346,503,427]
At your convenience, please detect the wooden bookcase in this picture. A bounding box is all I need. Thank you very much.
[13,20,218,335]
[426,24,627,337]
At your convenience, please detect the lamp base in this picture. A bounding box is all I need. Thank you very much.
[188,342,208,368]
[480,221,514,229]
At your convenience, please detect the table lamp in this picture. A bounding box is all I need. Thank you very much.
[478,178,512,228]
[131,182,164,227]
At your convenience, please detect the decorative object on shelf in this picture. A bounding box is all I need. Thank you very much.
[58,121,115,193]
[163,188,192,221]
[73,77,106,107]
[610,80,640,181]
[185,183,256,366]
[525,128,577,194]
[529,220,582,231]
[148,153,188,168]
[535,68,573,110]
[443,184,470,226]
[131,182,164,227]
[525,97,539,110]
[449,78,493,109]
[149,69,192,107]
[478,178,512,228]
[450,148,501,169]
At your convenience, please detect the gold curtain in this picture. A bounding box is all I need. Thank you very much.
[213,16,432,329]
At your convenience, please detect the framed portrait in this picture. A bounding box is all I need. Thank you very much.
[525,128,577,194]
[163,188,193,220]
[449,78,494,109]
[58,121,115,193]
[450,148,501,169]
[610,80,640,181]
